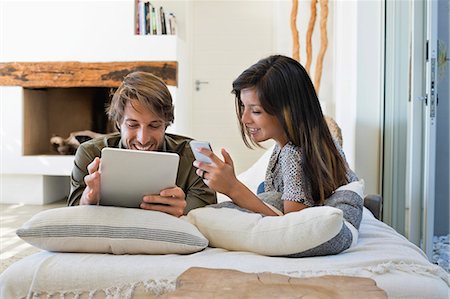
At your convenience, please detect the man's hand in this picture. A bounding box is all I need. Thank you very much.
[141,186,187,217]
[80,157,101,205]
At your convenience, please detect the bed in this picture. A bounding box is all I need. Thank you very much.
[1,148,449,299]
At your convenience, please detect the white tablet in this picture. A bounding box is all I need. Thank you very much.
[100,148,180,208]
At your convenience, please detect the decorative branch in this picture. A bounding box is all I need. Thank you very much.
[314,0,328,93]
[305,0,317,74]
[290,0,300,62]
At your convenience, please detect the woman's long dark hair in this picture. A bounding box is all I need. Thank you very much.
[232,55,348,205]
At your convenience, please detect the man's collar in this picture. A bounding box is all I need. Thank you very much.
[162,136,168,152]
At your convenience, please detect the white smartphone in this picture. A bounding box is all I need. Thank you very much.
[189,140,213,164]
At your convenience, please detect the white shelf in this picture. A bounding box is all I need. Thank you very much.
[2,156,75,176]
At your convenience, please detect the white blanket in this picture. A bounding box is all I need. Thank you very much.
[1,208,448,299]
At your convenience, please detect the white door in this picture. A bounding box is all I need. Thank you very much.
[405,0,426,247]
[189,1,275,174]
[405,0,438,258]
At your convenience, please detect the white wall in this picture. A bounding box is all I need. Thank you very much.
[274,0,383,195]
[273,0,334,115]
[354,1,384,195]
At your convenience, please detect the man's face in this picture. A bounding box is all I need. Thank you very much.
[119,100,166,151]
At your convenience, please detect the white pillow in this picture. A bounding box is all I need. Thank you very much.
[16,206,208,255]
[336,179,365,199]
[237,144,273,193]
[186,205,343,256]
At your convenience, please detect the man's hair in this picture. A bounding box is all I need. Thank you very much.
[232,55,349,205]
[107,71,174,127]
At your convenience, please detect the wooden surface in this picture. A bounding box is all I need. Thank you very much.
[0,61,177,87]
[161,267,387,299]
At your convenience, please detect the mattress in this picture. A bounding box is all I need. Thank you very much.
[1,208,448,299]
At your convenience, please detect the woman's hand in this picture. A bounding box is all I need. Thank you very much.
[193,148,239,197]
[193,147,279,216]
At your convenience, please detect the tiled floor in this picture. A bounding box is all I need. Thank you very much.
[0,200,66,273]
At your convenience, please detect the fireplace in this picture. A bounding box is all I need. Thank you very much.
[23,87,115,155]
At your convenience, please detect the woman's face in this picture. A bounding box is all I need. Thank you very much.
[119,100,166,151]
[240,88,288,146]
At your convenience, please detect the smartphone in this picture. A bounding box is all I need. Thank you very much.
[189,140,213,164]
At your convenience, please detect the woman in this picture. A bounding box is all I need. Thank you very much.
[193,55,358,216]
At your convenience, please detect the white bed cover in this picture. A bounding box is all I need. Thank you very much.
[1,208,448,299]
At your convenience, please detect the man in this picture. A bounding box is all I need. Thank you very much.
[67,71,217,216]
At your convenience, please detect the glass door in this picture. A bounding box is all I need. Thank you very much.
[384,0,441,259]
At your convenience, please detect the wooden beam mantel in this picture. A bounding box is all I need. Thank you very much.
[0,61,177,88]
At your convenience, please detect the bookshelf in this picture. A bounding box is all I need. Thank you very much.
[135,0,177,36]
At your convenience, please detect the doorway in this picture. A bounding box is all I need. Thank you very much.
[188,1,275,174]
[383,0,449,264]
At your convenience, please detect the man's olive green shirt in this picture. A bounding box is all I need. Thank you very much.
[67,132,217,214]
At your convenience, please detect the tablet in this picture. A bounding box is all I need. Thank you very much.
[100,148,180,208]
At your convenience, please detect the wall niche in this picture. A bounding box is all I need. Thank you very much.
[23,87,116,155]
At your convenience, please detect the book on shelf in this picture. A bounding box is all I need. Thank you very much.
[135,0,140,34]
[160,6,166,35]
[145,1,150,35]
[136,0,176,35]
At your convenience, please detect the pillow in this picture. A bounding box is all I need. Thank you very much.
[335,179,365,199]
[16,206,208,255]
[186,204,344,256]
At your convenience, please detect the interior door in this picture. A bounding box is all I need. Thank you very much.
[386,0,438,259]
[405,0,426,247]
[405,0,438,258]
[189,1,275,174]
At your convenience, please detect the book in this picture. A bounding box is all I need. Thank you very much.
[160,6,166,35]
[155,4,162,35]
[151,5,157,35]
[164,10,171,34]
[144,1,150,35]
[135,0,140,34]
[138,0,146,35]
[168,13,176,35]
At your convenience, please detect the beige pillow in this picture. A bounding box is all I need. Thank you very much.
[186,205,343,256]
[17,206,208,254]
